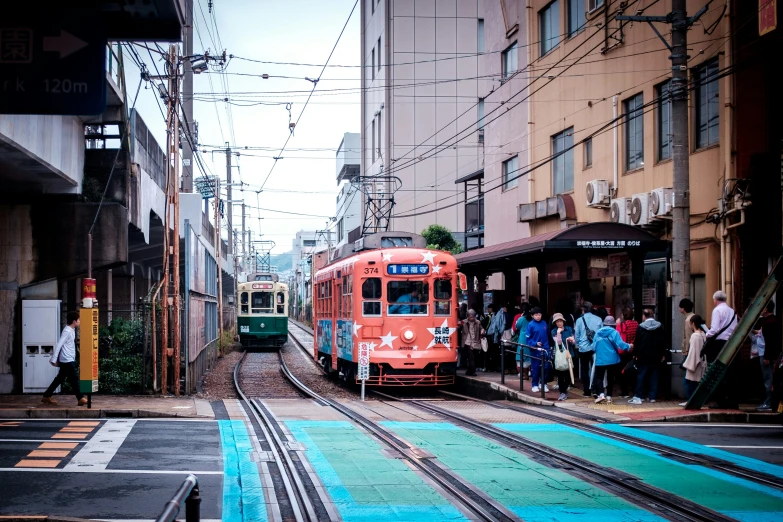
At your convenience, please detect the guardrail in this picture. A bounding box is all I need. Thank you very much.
[155,474,201,522]
[500,340,550,398]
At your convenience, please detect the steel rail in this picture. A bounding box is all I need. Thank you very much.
[233,352,318,522]
[283,330,516,522]
[401,397,738,522]
[440,389,783,493]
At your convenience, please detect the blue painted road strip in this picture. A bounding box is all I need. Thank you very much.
[219,419,267,522]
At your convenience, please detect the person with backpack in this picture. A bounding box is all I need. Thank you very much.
[551,313,575,401]
[628,309,666,405]
[574,302,602,397]
[592,316,632,404]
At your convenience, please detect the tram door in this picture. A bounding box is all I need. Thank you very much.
[333,280,341,370]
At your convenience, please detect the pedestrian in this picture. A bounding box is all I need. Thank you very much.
[679,299,695,357]
[628,309,665,405]
[592,315,632,404]
[551,313,575,401]
[617,308,638,398]
[680,314,707,406]
[41,311,88,406]
[756,302,780,411]
[704,290,738,408]
[574,301,602,397]
[513,304,531,378]
[481,305,496,371]
[462,309,485,377]
[526,307,550,393]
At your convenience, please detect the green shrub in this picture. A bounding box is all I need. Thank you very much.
[97,317,144,394]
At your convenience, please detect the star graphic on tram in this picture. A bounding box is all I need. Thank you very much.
[432,265,442,274]
[421,251,437,265]
[353,323,362,336]
[379,331,397,349]
[426,320,456,350]
[366,342,378,352]
[382,252,393,262]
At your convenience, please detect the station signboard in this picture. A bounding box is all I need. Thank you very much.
[79,307,99,393]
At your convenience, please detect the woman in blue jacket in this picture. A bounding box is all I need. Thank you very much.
[525,307,550,393]
[591,315,632,404]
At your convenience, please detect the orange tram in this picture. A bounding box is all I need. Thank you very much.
[312,232,463,386]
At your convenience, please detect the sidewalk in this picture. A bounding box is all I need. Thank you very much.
[0,394,215,419]
[455,370,782,423]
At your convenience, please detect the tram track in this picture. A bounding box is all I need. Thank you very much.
[439,389,783,493]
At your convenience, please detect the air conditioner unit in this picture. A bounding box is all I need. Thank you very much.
[609,197,630,224]
[649,187,674,219]
[585,179,610,208]
[630,193,650,226]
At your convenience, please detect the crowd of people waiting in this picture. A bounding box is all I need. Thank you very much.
[457,291,780,409]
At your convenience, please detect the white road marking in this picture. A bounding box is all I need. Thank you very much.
[0,468,223,474]
[63,419,136,471]
[706,444,783,449]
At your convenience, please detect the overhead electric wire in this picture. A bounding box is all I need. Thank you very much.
[257,0,360,192]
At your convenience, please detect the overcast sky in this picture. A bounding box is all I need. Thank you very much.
[127,0,360,257]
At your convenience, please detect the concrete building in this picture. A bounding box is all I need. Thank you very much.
[335,132,363,248]
[362,0,484,238]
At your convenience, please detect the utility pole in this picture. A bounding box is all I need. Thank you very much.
[181,0,194,192]
[225,144,233,256]
[214,177,224,354]
[241,203,246,272]
[617,2,709,364]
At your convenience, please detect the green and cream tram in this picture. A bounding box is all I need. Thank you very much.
[237,273,289,349]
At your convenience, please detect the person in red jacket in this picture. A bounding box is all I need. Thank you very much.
[617,308,638,398]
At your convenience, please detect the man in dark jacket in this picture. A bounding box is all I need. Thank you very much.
[758,302,781,411]
[628,309,665,405]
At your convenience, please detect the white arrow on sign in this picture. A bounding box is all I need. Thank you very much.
[43,30,88,59]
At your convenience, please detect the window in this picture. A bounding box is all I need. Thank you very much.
[240,292,248,314]
[371,47,375,80]
[584,137,592,168]
[695,60,719,149]
[371,118,376,163]
[477,98,485,129]
[656,80,672,161]
[624,93,644,171]
[377,37,381,73]
[251,292,273,313]
[387,281,429,315]
[205,250,217,295]
[478,19,485,53]
[502,156,519,191]
[205,302,217,343]
[377,111,382,159]
[552,128,574,194]
[434,280,452,316]
[276,292,285,314]
[502,41,518,79]
[303,239,316,247]
[362,278,381,316]
[540,1,561,56]
[567,0,585,36]
[588,0,604,11]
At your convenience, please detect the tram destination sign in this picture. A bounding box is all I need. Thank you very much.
[387,264,430,275]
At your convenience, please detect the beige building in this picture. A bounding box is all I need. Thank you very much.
[361,0,485,237]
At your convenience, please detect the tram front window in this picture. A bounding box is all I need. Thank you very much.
[241,292,249,314]
[251,292,273,313]
[434,280,452,316]
[387,281,428,315]
[276,292,285,314]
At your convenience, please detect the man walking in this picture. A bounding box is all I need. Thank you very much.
[704,290,738,408]
[628,309,665,405]
[42,311,87,406]
[574,302,602,397]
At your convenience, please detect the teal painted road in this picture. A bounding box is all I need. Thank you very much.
[219,420,267,522]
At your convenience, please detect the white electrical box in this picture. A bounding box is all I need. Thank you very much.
[22,300,61,393]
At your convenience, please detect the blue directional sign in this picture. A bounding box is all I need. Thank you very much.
[0,12,106,115]
[387,264,430,275]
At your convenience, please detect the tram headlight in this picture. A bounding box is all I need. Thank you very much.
[260,323,265,328]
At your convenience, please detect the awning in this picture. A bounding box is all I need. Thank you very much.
[455,168,484,184]
[455,222,668,272]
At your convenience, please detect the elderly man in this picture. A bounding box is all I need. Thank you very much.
[462,309,485,377]
[705,290,738,408]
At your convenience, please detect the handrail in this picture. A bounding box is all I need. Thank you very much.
[155,474,201,522]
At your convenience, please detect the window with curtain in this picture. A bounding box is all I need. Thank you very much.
[540,1,561,55]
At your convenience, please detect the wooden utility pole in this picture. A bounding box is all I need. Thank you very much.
[171,43,182,396]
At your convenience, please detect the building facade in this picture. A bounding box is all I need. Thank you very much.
[361,0,485,238]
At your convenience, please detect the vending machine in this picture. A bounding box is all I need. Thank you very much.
[22,300,61,393]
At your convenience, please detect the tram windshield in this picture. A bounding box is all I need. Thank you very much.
[387,281,429,315]
[251,292,274,313]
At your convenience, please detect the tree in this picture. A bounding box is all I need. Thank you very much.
[421,224,463,254]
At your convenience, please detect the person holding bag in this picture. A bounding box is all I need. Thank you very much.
[462,309,485,377]
[591,316,632,404]
[550,313,575,401]
[681,314,707,406]
[574,302,602,397]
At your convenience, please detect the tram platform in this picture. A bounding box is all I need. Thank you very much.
[454,370,783,424]
[0,394,215,419]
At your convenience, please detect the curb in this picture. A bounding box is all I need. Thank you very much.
[0,408,214,419]
[454,375,555,406]
[0,517,93,522]
[625,410,783,424]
